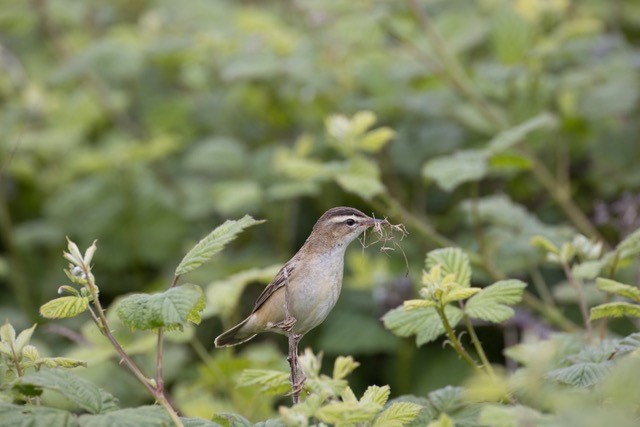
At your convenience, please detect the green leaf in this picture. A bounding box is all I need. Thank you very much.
[116,284,205,331]
[477,404,544,427]
[382,305,463,346]
[465,280,526,323]
[210,412,252,427]
[182,417,224,427]
[0,402,75,427]
[334,156,385,200]
[316,401,380,425]
[15,324,37,354]
[236,369,291,395]
[590,302,640,320]
[596,278,640,302]
[614,227,640,260]
[39,296,89,319]
[333,356,360,380]
[572,260,604,280]
[486,113,557,154]
[18,369,119,414]
[175,215,264,276]
[0,322,15,346]
[442,287,481,304]
[546,361,614,388]
[78,405,174,427]
[427,413,454,427]
[614,332,640,355]
[40,357,87,369]
[361,385,390,408]
[373,402,423,427]
[530,235,559,254]
[422,150,488,192]
[426,248,472,288]
[359,127,395,152]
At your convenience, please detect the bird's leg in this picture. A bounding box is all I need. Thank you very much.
[276,267,296,332]
[287,332,305,404]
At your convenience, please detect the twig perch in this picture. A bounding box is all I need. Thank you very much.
[276,267,305,404]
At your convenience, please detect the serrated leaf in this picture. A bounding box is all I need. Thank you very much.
[18,368,119,414]
[182,417,225,427]
[373,402,423,427]
[236,369,291,395]
[0,321,16,345]
[486,113,557,154]
[211,412,252,427]
[572,260,604,280]
[546,361,614,387]
[39,296,89,319]
[426,248,472,288]
[590,302,640,320]
[359,127,395,152]
[175,215,264,276]
[614,227,640,259]
[442,287,481,304]
[333,356,360,380]
[614,332,640,355]
[465,280,526,323]
[316,401,380,425]
[116,284,205,331]
[22,345,40,362]
[423,150,488,192]
[361,385,390,408]
[0,402,75,427]
[382,305,462,346]
[41,357,87,369]
[477,404,544,427]
[427,413,454,427]
[78,405,172,427]
[596,278,640,302]
[15,324,37,353]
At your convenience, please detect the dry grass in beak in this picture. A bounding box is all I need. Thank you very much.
[359,215,410,273]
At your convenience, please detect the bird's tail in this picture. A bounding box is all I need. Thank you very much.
[214,316,257,347]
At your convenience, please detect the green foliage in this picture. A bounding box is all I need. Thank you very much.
[175,216,265,276]
[39,296,89,319]
[116,284,205,331]
[464,280,527,323]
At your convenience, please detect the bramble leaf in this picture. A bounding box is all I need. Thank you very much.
[590,302,640,320]
[465,280,526,323]
[175,215,264,276]
[382,305,463,346]
[426,248,471,288]
[116,284,205,331]
[333,356,360,380]
[361,385,390,408]
[237,369,291,395]
[17,369,119,414]
[40,296,89,319]
[372,402,423,427]
[0,402,75,427]
[595,278,640,302]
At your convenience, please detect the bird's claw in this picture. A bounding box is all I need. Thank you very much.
[276,315,297,333]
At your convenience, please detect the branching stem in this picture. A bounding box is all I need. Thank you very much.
[435,305,479,371]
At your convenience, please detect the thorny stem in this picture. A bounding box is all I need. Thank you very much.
[81,264,183,427]
[561,261,593,342]
[435,305,479,371]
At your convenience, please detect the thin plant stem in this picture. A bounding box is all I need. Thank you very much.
[435,305,479,370]
[561,261,592,342]
[156,275,181,396]
[81,264,183,427]
[529,266,557,309]
[461,312,495,377]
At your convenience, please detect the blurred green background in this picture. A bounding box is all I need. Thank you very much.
[1,0,640,421]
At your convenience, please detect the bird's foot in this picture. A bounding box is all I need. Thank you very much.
[276,315,297,333]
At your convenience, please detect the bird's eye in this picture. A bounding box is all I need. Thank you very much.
[345,218,356,227]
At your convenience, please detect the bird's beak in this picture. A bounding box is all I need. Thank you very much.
[365,217,388,228]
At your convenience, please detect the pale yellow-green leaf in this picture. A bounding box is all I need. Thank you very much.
[341,387,359,404]
[442,287,482,304]
[333,355,360,380]
[315,401,379,425]
[22,345,39,362]
[426,248,472,288]
[404,299,437,309]
[590,302,640,320]
[359,127,395,152]
[39,296,89,319]
[372,402,423,427]
[237,369,291,395]
[596,278,640,302]
[350,111,377,136]
[427,412,454,427]
[530,235,559,254]
[41,357,87,369]
[15,324,37,354]
[360,385,390,408]
[0,321,16,346]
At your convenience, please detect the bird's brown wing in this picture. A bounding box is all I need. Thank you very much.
[251,258,297,313]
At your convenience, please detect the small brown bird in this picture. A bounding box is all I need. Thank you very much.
[214,206,385,347]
